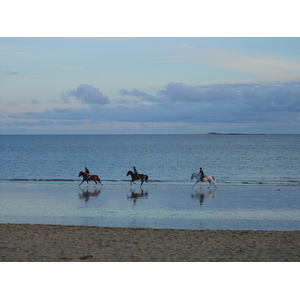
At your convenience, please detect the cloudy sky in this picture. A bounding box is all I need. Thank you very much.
[1,3,299,134]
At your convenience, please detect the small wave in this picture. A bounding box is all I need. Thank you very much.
[9,178,76,182]
[2,178,300,186]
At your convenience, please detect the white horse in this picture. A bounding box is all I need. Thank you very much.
[191,173,217,188]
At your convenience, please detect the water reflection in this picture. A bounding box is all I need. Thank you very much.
[78,187,102,201]
[191,188,216,205]
[127,188,148,205]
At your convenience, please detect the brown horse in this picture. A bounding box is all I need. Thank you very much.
[126,171,148,187]
[78,171,102,186]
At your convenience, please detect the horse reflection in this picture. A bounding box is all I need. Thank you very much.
[191,188,216,205]
[79,187,102,202]
[127,188,148,205]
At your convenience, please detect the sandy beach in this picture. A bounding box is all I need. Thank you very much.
[1,223,299,262]
[1,183,300,262]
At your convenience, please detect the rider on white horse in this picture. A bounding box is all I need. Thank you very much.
[199,167,205,181]
[191,168,217,188]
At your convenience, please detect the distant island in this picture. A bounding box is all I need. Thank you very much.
[192,132,269,135]
[208,132,268,135]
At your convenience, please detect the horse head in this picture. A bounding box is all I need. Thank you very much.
[78,171,85,177]
[126,171,132,176]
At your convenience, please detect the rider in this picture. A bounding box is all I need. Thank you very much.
[198,167,205,181]
[133,167,138,174]
[85,167,91,178]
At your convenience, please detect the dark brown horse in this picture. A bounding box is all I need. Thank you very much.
[78,171,102,186]
[126,171,148,187]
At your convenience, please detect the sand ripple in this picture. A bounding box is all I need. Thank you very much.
[1,224,299,262]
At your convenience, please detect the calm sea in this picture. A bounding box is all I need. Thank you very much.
[1,134,299,186]
[1,134,300,230]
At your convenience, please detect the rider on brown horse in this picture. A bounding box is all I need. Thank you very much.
[85,167,91,179]
[127,170,148,187]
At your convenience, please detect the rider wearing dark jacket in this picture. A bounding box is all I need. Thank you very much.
[133,167,138,174]
[199,167,205,181]
[85,167,91,178]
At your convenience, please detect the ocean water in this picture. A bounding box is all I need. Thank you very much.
[1,134,300,230]
[1,134,300,185]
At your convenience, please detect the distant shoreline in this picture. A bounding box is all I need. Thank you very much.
[1,133,297,136]
[192,132,274,135]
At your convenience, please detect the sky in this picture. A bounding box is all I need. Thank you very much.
[1,2,300,134]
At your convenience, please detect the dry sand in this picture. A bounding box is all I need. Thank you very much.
[1,223,299,262]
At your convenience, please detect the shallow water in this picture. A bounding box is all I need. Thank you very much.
[1,134,300,186]
[1,134,300,230]
[1,181,299,230]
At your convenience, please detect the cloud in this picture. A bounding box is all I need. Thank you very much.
[118,88,156,104]
[6,80,300,131]
[158,82,204,102]
[166,43,300,80]
[31,99,39,104]
[11,52,54,58]
[57,65,82,70]
[64,84,110,105]
[6,102,18,106]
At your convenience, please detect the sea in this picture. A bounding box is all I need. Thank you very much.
[1,134,300,230]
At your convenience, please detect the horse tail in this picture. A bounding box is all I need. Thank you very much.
[97,176,101,183]
[145,175,148,182]
[211,176,216,183]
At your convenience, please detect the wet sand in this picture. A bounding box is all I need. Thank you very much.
[1,223,299,262]
[1,182,300,231]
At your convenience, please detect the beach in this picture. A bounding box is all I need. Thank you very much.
[1,223,299,262]
[1,182,300,262]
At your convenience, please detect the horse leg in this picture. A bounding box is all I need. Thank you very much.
[79,179,85,186]
[192,180,198,187]
[140,179,144,188]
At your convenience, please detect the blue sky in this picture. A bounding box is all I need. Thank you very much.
[1,3,300,134]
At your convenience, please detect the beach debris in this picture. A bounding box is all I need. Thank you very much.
[145,150,150,152]
[79,255,94,260]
